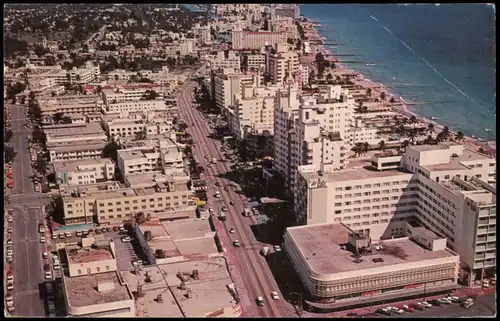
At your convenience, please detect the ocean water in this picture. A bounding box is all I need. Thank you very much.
[300,4,496,140]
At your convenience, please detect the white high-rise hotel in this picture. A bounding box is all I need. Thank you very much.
[294,142,496,283]
[273,84,353,190]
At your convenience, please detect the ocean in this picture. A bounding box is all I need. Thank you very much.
[300,4,496,140]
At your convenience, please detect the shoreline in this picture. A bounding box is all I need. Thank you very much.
[301,21,495,153]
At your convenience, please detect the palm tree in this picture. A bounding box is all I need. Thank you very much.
[408,129,417,144]
[378,140,386,151]
[326,73,333,83]
[353,142,364,156]
[401,140,410,151]
[380,91,386,101]
[427,123,435,135]
[440,126,451,141]
[409,115,417,128]
[454,131,465,142]
[363,142,369,154]
[366,88,372,97]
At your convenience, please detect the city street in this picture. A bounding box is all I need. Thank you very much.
[6,103,48,316]
[176,77,294,318]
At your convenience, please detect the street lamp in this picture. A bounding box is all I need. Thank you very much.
[290,292,302,317]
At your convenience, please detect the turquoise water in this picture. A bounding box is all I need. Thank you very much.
[300,4,496,140]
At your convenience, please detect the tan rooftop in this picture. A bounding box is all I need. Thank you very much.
[287,223,457,276]
[301,165,412,184]
[64,271,133,308]
[47,139,107,153]
[66,246,114,264]
[53,158,114,172]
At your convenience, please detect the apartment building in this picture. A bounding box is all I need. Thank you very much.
[284,222,459,309]
[117,144,183,178]
[163,40,195,56]
[351,118,383,145]
[107,69,137,81]
[105,100,167,115]
[102,112,173,139]
[194,24,211,45]
[270,16,297,40]
[231,29,287,50]
[102,85,165,104]
[61,240,135,317]
[273,84,354,189]
[38,95,104,116]
[226,84,280,140]
[212,68,263,110]
[246,53,266,70]
[61,179,196,226]
[294,142,496,284]
[204,51,241,70]
[48,139,107,162]
[272,4,300,19]
[44,122,107,144]
[267,43,300,86]
[44,62,100,86]
[53,158,115,186]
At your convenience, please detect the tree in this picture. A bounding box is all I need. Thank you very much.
[4,145,16,164]
[366,88,372,97]
[134,130,147,141]
[326,73,334,83]
[380,91,387,101]
[401,140,410,151]
[6,82,27,100]
[353,142,364,156]
[427,123,435,135]
[363,142,369,154]
[102,141,121,162]
[53,112,65,124]
[440,126,450,141]
[142,90,159,100]
[455,131,465,142]
[378,140,386,151]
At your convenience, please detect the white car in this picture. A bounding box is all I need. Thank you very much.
[121,236,131,243]
[7,216,13,222]
[273,245,282,252]
[7,250,13,256]
[421,301,433,308]
[45,271,53,280]
[6,239,13,246]
[449,296,460,303]
[65,232,71,238]
[229,228,235,234]
[7,283,14,291]
[42,252,49,259]
[388,307,404,314]
[118,225,125,232]
[270,291,280,300]
[233,240,241,247]
[39,236,46,243]
[7,227,13,233]
[439,298,452,305]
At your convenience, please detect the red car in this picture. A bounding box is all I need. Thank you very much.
[113,226,119,232]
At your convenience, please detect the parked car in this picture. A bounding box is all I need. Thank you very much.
[411,303,425,311]
[273,245,282,252]
[420,301,433,308]
[113,226,119,232]
[270,291,279,300]
[402,305,414,312]
[39,236,46,243]
[45,271,53,280]
[121,236,132,243]
[376,309,391,316]
[256,296,265,306]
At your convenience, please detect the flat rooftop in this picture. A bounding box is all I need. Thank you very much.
[300,164,412,183]
[53,158,114,173]
[125,172,189,189]
[162,219,213,240]
[44,122,104,137]
[66,245,114,264]
[64,271,133,308]
[286,223,457,276]
[123,257,234,317]
[47,139,107,153]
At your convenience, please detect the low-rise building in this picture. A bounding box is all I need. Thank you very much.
[61,240,135,317]
[117,144,183,178]
[48,139,108,162]
[204,51,241,70]
[44,122,107,144]
[284,222,459,310]
[53,158,115,186]
[60,179,196,226]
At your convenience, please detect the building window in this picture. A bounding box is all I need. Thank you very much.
[96,267,101,272]
[78,269,82,274]
[87,268,91,274]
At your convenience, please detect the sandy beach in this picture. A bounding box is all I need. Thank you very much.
[302,22,495,154]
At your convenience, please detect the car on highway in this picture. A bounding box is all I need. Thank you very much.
[40,236,46,243]
[204,155,209,159]
[121,236,132,243]
[233,240,241,247]
[7,227,13,233]
[229,228,235,234]
[270,291,280,300]
[256,296,265,306]
[42,252,49,259]
[7,249,13,257]
[7,215,13,222]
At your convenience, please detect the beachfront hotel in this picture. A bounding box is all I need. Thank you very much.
[294,142,496,286]
[231,28,287,50]
[273,83,355,190]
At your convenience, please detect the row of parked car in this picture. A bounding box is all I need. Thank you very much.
[376,295,466,316]
[51,225,126,240]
